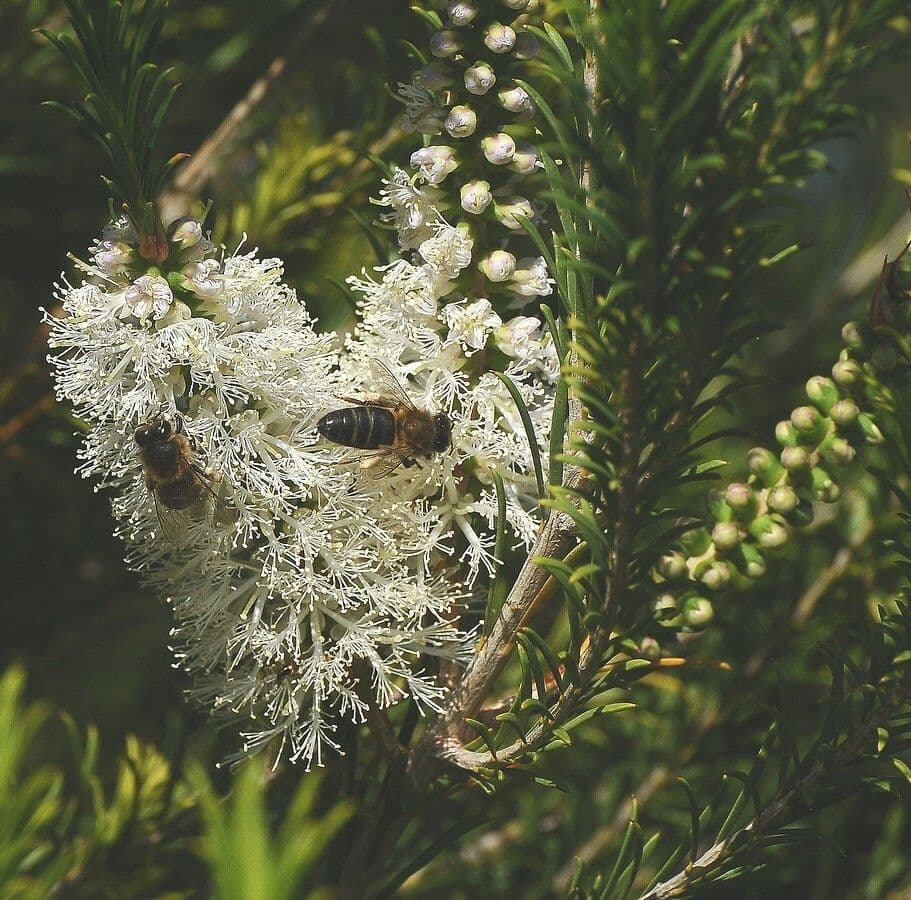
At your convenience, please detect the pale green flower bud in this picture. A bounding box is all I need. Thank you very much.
[447,1,478,25]
[680,527,712,556]
[780,445,809,472]
[683,595,714,627]
[700,561,731,591]
[500,0,530,8]
[464,63,496,95]
[712,521,741,552]
[724,483,756,519]
[810,466,840,502]
[654,593,683,628]
[479,249,517,282]
[498,83,533,114]
[858,412,885,444]
[484,22,516,53]
[94,239,133,273]
[514,31,540,59]
[460,180,493,214]
[510,143,539,174]
[767,484,798,515]
[832,358,861,386]
[494,196,534,230]
[639,636,661,660]
[805,376,839,414]
[775,419,799,447]
[656,551,688,581]
[445,105,477,138]
[168,219,203,252]
[410,146,458,184]
[748,447,785,487]
[791,405,827,442]
[829,398,859,426]
[841,320,865,350]
[482,132,517,165]
[430,29,463,58]
[749,515,789,548]
[735,543,766,579]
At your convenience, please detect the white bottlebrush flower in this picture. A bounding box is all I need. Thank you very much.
[375,168,444,250]
[410,145,459,185]
[442,298,502,353]
[121,273,173,322]
[510,255,554,297]
[46,226,472,770]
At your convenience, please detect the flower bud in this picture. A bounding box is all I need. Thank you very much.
[479,250,517,282]
[430,29,462,58]
[447,1,478,25]
[829,398,859,427]
[509,256,552,297]
[460,180,493,214]
[417,62,454,90]
[683,595,714,627]
[93,239,133,273]
[775,419,799,447]
[707,489,732,523]
[791,405,827,442]
[821,436,855,466]
[700,561,731,592]
[735,543,766,579]
[514,31,540,59]
[712,521,741,552]
[484,22,516,53]
[841,320,865,350]
[805,376,839,414]
[464,63,496,95]
[482,132,517,165]
[500,0,530,8]
[767,484,798,515]
[498,83,533,114]
[780,445,809,472]
[858,412,884,444]
[832,358,862,386]
[445,105,477,138]
[724,482,756,520]
[749,514,789,549]
[654,593,683,628]
[168,217,203,249]
[656,552,688,581]
[748,447,785,487]
[680,526,712,557]
[510,144,540,175]
[639,636,661,660]
[410,146,458,184]
[810,466,840,502]
[495,196,535,231]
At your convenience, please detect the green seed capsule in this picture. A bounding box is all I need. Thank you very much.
[805,376,839,414]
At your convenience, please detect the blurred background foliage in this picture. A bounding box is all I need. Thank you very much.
[2,0,911,897]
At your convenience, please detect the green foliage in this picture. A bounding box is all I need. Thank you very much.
[192,764,352,900]
[40,0,182,258]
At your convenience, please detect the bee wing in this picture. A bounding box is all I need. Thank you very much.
[151,489,189,547]
[358,447,408,479]
[189,464,235,526]
[367,358,418,411]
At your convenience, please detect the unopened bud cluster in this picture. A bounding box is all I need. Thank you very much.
[385,0,552,305]
[652,321,890,632]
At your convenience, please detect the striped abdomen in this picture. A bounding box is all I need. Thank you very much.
[317,406,395,450]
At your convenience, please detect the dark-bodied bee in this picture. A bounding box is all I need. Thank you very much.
[134,412,222,542]
[316,361,451,475]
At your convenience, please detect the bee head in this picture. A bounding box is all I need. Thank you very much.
[134,414,173,447]
[432,414,452,452]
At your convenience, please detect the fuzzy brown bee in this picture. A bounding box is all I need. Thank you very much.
[316,361,451,475]
[134,413,221,542]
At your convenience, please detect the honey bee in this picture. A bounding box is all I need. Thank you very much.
[316,361,451,475]
[134,412,223,543]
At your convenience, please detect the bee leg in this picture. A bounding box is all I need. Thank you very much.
[402,457,417,468]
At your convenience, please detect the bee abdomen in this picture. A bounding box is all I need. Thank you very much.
[157,471,204,510]
[317,406,395,450]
